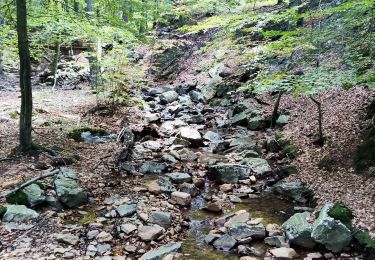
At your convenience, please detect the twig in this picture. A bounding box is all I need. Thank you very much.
[1,169,59,198]
[0,157,12,162]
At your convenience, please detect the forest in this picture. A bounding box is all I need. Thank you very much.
[0,0,374,259]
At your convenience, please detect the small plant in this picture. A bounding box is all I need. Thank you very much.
[67,127,107,141]
[354,231,375,249]
[0,205,7,218]
[6,191,28,205]
[328,203,353,227]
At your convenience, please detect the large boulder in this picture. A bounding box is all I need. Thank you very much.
[282,212,316,248]
[241,158,272,177]
[140,242,182,260]
[273,181,312,203]
[208,164,251,184]
[213,234,237,251]
[54,168,88,208]
[159,91,179,104]
[2,205,39,222]
[201,76,222,102]
[22,183,46,207]
[311,204,352,253]
[166,172,192,184]
[179,126,203,147]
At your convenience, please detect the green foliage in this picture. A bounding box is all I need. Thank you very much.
[0,205,6,218]
[355,231,375,249]
[6,191,28,206]
[328,203,353,227]
[67,127,107,141]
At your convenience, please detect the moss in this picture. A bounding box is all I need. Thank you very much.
[0,205,7,218]
[355,231,375,249]
[354,127,375,170]
[328,203,353,227]
[9,111,19,119]
[33,181,46,190]
[67,127,107,141]
[78,211,97,225]
[6,191,28,205]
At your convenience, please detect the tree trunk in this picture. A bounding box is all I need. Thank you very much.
[16,0,33,151]
[51,41,61,89]
[73,0,79,12]
[85,0,94,14]
[271,91,284,127]
[310,96,324,146]
[0,13,4,75]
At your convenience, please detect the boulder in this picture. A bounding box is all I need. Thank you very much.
[140,161,168,174]
[282,212,316,248]
[179,126,202,147]
[203,131,223,144]
[116,204,137,217]
[208,164,251,184]
[150,211,172,228]
[311,204,352,253]
[120,223,137,234]
[157,177,176,194]
[54,168,88,208]
[159,90,179,104]
[179,182,199,196]
[231,112,248,126]
[229,223,266,240]
[224,210,251,227]
[273,181,312,203]
[171,191,191,206]
[204,201,223,213]
[213,234,237,251]
[247,115,267,130]
[241,158,272,177]
[270,247,297,259]
[138,225,165,241]
[2,205,39,222]
[22,183,46,207]
[166,172,192,184]
[264,236,289,247]
[139,242,182,260]
[201,76,222,102]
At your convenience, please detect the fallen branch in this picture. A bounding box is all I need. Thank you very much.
[1,169,60,198]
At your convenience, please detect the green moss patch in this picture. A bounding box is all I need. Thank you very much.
[67,127,107,141]
[355,231,375,249]
[5,190,28,205]
[328,203,353,227]
[0,205,7,218]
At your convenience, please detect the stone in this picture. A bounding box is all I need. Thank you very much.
[213,234,237,251]
[229,223,266,240]
[240,257,257,260]
[203,131,223,144]
[201,76,221,102]
[270,247,297,259]
[264,236,289,247]
[229,137,256,149]
[241,158,272,177]
[190,91,204,103]
[204,201,223,213]
[178,148,198,161]
[54,168,88,208]
[166,172,192,184]
[158,177,176,194]
[140,161,168,174]
[224,210,251,227]
[142,140,162,151]
[96,231,113,243]
[231,111,248,126]
[54,233,80,246]
[237,245,263,256]
[138,225,165,241]
[159,120,187,136]
[171,191,191,206]
[117,204,137,217]
[276,115,289,125]
[306,252,323,259]
[125,245,137,253]
[193,177,205,188]
[208,164,251,184]
[97,243,111,254]
[22,183,46,207]
[247,115,267,130]
[266,223,283,236]
[249,175,257,183]
[311,204,352,253]
[2,205,39,222]
[282,212,316,248]
[273,181,311,203]
[220,184,233,192]
[179,126,202,147]
[145,113,161,123]
[179,182,199,196]
[229,195,242,203]
[87,230,100,239]
[159,91,179,104]
[139,242,182,260]
[150,211,172,228]
[204,234,219,245]
[120,223,137,234]
[148,181,161,194]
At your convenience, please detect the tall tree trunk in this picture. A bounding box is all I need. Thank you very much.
[0,13,4,75]
[73,0,79,12]
[271,91,284,127]
[51,40,61,89]
[16,0,33,151]
[310,96,324,146]
[85,0,94,14]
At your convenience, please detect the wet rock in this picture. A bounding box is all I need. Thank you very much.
[264,236,289,247]
[241,158,272,177]
[204,234,219,245]
[120,223,137,234]
[159,91,179,104]
[166,172,192,184]
[208,164,251,184]
[311,204,352,253]
[213,234,237,251]
[224,210,250,227]
[54,233,80,246]
[203,131,223,144]
[179,182,199,196]
[22,183,46,207]
[140,161,168,174]
[171,191,191,206]
[138,225,165,241]
[2,205,39,222]
[117,204,137,217]
[54,168,88,208]
[229,195,242,203]
[150,211,172,228]
[139,242,182,260]
[179,126,202,147]
[158,177,176,194]
[273,181,312,203]
[270,247,297,259]
[229,223,266,239]
[282,212,316,248]
[204,201,223,213]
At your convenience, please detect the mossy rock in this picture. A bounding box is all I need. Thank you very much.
[67,127,107,141]
[328,203,353,228]
[354,127,375,170]
[6,190,29,206]
[355,231,375,249]
[0,205,7,218]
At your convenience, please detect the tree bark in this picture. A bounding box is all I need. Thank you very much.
[51,41,61,89]
[17,0,33,151]
[85,0,94,14]
[271,91,284,127]
[73,0,79,12]
[310,96,324,145]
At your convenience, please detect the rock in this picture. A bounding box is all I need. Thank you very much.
[273,181,312,203]
[96,231,113,243]
[264,236,289,247]
[97,243,111,254]
[237,245,263,257]
[148,181,161,194]
[140,161,168,174]
[311,204,352,253]
[231,111,248,126]
[116,204,137,217]
[54,168,88,208]
[241,158,272,177]
[208,164,251,184]
[204,234,219,245]
[240,257,257,260]
[224,210,251,227]
[150,211,172,228]
[179,126,202,147]
[54,233,80,246]
[229,195,242,203]
[166,172,192,184]
[270,247,297,259]
[229,137,257,150]
[247,115,267,130]
[120,223,137,234]
[277,115,289,125]
[159,120,187,136]
[190,91,204,103]
[305,252,323,259]
[220,184,233,192]
[179,182,199,196]
[158,177,176,194]
[250,175,257,183]
[22,183,46,207]
[145,113,161,123]
[229,223,266,240]
[139,242,182,260]
[138,225,165,241]
[125,245,137,253]
[178,148,198,161]
[266,138,281,152]
[159,91,179,104]
[282,212,316,248]
[171,191,191,206]
[204,201,223,213]
[203,131,223,144]
[2,205,39,222]
[201,76,221,102]
[87,229,100,239]
[266,223,283,236]
[142,140,162,151]
[193,177,205,188]
[213,234,237,251]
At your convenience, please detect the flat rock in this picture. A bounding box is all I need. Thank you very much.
[270,247,297,259]
[166,172,192,184]
[120,223,137,234]
[171,191,191,206]
[55,233,80,246]
[179,126,202,147]
[150,211,172,228]
[138,225,165,241]
[2,205,39,222]
[139,242,182,260]
[224,210,250,227]
[117,204,137,217]
[213,234,237,251]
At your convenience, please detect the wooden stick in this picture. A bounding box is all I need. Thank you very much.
[1,169,60,198]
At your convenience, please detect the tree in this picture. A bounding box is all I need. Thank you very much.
[16,0,33,151]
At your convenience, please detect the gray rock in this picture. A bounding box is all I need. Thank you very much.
[150,211,172,228]
[23,183,46,207]
[208,164,251,184]
[229,137,257,150]
[145,113,161,123]
[204,201,223,213]
[179,182,199,196]
[224,210,251,227]
[55,233,80,246]
[237,245,263,257]
[159,91,179,104]
[166,172,192,184]
[96,243,111,254]
[204,234,219,245]
[229,195,242,203]
[276,115,289,125]
[120,223,137,234]
[178,148,198,161]
[117,204,137,217]
[213,234,237,251]
[2,205,39,222]
[139,242,182,260]
[273,181,311,203]
[203,131,223,144]
[201,76,221,102]
[229,223,266,240]
[142,140,162,151]
[270,247,297,259]
[190,91,204,103]
[140,161,168,174]
[264,236,289,247]
[138,225,165,241]
[179,126,202,147]
[171,191,191,206]
[247,115,267,130]
[54,168,88,208]
[159,120,187,136]
[241,158,272,177]
[311,204,352,253]
[157,176,176,194]
[231,111,248,126]
[282,212,316,248]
